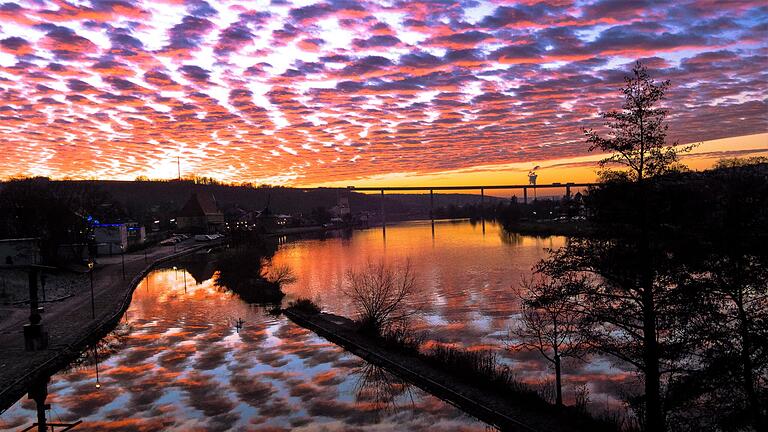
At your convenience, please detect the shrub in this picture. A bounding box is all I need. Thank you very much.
[288,298,321,315]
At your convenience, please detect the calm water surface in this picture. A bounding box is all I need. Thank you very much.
[1,220,633,430]
[275,220,635,408]
[0,256,489,431]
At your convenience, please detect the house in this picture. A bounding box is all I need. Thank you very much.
[0,237,40,266]
[94,223,128,255]
[177,192,225,233]
[126,222,146,246]
[330,195,351,219]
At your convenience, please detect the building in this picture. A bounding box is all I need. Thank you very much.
[330,195,351,219]
[0,237,40,266]
[126,222,146,247]
[94,223,128,255]
[177,192,225,233]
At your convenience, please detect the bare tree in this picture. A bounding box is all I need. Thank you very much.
[510,275,586,407]
[266,263,297,286]
[343,260,417,335]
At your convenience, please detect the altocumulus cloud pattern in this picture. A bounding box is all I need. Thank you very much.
[0,0,766,184]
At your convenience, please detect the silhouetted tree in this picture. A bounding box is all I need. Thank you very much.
[0,177,118,263]
[310,206,332,224]
[343,260,417,335]
[584,61,693,183]
[537,61,696,431]
[664,159,768,430]
[510,275,587,406]
[214,238,291,303]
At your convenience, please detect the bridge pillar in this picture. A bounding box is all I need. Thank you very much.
[523,187,528,204]
[565,184,571,199]
[430,189,435,236]
[430,189,434,221]
[380,189,386,235]
[480,188,485,234]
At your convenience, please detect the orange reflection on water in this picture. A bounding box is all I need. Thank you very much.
[0,260,490,431]
[273,220,637,411]
[275,220,564,343]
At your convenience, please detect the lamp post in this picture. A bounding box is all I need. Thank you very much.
[94,346,101,389]
[88,261,95,319]
[120,245,125,280]
[40,273,46,303]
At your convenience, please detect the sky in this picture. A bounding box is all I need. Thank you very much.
[0,0,766,187]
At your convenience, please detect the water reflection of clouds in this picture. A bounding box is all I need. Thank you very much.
[0,265,487,431]
[273,221,636,408]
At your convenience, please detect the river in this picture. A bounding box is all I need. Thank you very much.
[0,220,633,430]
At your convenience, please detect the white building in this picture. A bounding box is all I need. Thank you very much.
[94,224,128,255]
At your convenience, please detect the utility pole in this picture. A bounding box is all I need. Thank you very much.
[177,156,181,180]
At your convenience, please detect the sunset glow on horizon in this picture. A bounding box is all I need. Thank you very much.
[1,0,766,186]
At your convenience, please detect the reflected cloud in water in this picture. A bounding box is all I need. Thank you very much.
[274,220,636,409]
[0,255,488,431]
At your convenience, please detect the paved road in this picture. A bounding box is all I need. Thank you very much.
[0,240,208,412]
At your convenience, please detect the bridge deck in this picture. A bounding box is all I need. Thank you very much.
[345,183,598,191]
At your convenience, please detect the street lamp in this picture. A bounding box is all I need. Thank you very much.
[120,245,125,280]
[88,261,95,319]
[93,346,101,389]
[40,273,46,303]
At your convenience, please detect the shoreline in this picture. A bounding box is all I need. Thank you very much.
[501,220,595,238]
[0,242,216,412]
[265,218,593,240]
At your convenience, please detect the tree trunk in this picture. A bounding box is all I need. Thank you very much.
[736,301,765,430]
[555,354,563,407]
[637,181,665,432]
[642,300,664,432]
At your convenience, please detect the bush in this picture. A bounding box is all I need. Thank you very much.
[423,345,529,394]
[379,324,427,356]
[288,298,321,315]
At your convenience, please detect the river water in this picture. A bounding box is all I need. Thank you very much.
[1,220,633,430]
[274,220,633,408]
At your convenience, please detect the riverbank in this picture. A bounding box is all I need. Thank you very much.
[0,240,218,412]
[502,219,595,238]
[283,308,616,432]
